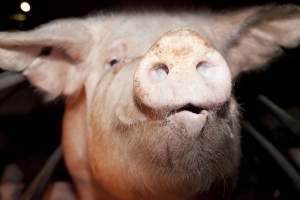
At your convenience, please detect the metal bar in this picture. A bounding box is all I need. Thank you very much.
[242,121,300,193]
[257,95,300,137]
[0,71,26,91]
[21,145,63,200]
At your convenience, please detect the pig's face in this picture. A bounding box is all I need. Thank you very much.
[87,22,240,198]
[0,5,299,200]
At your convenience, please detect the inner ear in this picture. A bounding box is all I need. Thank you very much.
[37,45,81,65]
[0,18,95,98]
[223,4,300,78]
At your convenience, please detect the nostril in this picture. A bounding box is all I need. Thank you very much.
[196,61,215,76]
[196,61,207,71]
[149,63,169,82]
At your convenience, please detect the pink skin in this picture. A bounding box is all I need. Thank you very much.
[80,29,239,200]
[0,5,300,200]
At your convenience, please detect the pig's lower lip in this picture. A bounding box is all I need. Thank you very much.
[166,110,208,137]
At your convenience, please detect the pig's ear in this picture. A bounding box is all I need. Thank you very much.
[223,4,300,78]
[0,19,93,98]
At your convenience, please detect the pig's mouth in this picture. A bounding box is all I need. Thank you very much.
[166,103,209,119]
[171,104,203,115]
[162,102,231,137]
[167,101,230,118]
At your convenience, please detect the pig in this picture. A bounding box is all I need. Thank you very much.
[0,4,300,200]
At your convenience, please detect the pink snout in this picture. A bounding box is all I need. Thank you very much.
[133,29,232,118]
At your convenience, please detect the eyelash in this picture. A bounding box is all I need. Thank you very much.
[39,46,53,56]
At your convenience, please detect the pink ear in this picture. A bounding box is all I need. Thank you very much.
[224,4,300,78]
[23,47,86,98]
[0,19,93,98]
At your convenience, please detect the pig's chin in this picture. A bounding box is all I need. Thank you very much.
[165,110,209,138]
[121,99,240,193]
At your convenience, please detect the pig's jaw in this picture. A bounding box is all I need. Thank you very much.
[127,98,239,166]
[98,98,240,199]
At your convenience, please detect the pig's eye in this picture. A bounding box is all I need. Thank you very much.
[109,59,119,67]
[39,46,53,56]
[104,58,121,70]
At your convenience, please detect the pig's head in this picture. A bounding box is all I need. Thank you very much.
[0,4,300,200]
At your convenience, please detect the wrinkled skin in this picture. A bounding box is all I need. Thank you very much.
[0,4,300,200]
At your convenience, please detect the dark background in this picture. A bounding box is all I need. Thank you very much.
[0,0,300,200]
[1,0,300,30]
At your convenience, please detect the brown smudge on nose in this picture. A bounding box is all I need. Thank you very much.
[152,29,212,58]
[171,47,193,58]
[152,43,163,55]
[187,30,211,47]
